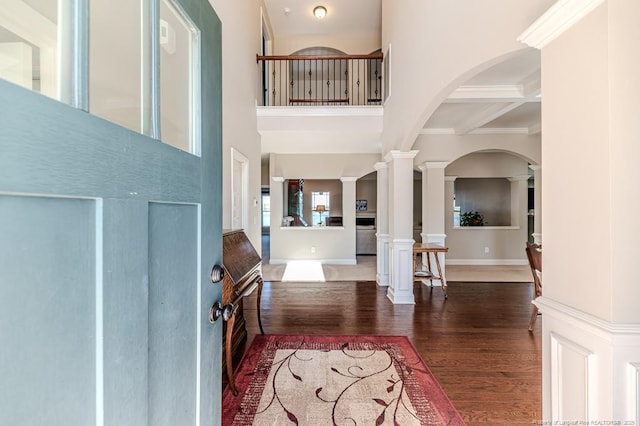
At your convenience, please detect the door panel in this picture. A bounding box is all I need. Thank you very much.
[0,195,96,425]
[0,0,223,424]
[148,202,198,426]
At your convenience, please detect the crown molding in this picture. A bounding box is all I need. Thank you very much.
[471,127,530,135]
[444,176,458,182]
[528,164,541,172]
[419,128,455,135]
[447,85,523,101]
[272,176,285,182]
[508,175,530,182]
[421,127,533,135]
[518,0,606,49]
[340,177,358,182]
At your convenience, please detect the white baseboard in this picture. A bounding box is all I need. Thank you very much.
[446,259,528,266]
[269,258,357,265]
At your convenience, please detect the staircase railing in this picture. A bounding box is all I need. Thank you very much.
[256,53,383,107]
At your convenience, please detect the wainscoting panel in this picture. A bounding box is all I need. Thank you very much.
[550,332,594,421]
[537,297,640,424]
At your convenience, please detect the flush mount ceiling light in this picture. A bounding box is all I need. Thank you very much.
[313,5,327,19]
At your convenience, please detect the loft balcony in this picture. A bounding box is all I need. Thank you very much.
[256,54,384,153]
[256,53,384,107]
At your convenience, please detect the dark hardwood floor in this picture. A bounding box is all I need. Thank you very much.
[241,280,542,425]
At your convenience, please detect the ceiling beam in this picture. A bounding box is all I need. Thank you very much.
[454,102,525,135]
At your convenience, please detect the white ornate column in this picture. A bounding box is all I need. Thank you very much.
[374,162,389,287]
[418,162,448,283]
[386,150,418,304]
[529,165,542,244]
[418,162,448,245]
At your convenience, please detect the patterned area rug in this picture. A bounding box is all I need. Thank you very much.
[222,335,464,425]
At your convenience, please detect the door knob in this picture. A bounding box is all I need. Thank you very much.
[210,264,224,283]
[209,301,235,323]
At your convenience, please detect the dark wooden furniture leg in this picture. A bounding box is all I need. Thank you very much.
[256,278,264,335]
[225,313,238,396]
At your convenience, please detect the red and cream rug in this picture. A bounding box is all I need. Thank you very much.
[222,335,464,425]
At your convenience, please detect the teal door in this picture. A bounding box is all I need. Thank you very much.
[0,2,223,425]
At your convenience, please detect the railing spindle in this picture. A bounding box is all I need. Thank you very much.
[257,53,382,106]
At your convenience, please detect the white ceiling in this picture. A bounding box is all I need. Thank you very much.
[260,1,541,156]
[265,0,381,39]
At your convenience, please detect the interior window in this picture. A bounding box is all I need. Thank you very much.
[311,192,330,226]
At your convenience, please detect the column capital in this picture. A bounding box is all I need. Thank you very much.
[508,175,530,182]
[444,176,458,182]
[340,176,358,182]
[374,162,388,171]
[418,161,449,171]
[384,150,418,162]
[272,176,285,182]
[528,164,541,172]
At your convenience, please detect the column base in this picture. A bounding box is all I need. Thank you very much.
[386,238,415,305]
[376,233,389,287]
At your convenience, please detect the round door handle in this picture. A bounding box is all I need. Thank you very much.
[209,301,235,323]
[210,264,224,283]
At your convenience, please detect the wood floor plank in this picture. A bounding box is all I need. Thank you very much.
[240,280,542,425]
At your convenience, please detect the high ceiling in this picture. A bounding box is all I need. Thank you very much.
[265,0,381,39]
[262,1,541,141]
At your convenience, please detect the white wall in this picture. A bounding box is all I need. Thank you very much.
[271,153,381,179]
[274,34,380,56]
[381,0,555,153]
[208,0,266,253]
[528,1,640,423]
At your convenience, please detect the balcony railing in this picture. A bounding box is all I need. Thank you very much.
[257,53,383,107]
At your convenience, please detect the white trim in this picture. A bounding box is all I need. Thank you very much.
[452,225,520,230]
[195,204,202,426]
[420,127,532,135]
[340,176,358,182]
[279,226,345,231]
[518,0,606,49]
[535,297,640,336]
[446,259,528,266]
[471,127,531,135]
[418,161,449,170]
[528,123,542,135]
[528,165,542,172]
[256,106,383,117]
[374,162,388,171]
[447,84,524,101]
[384,150,418,162]
[508,175,530,182]
[269,258,357,265]
[230,148,249,231]
[272,176,285,182]
[419,128,455,135]
[444,176,457,182]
